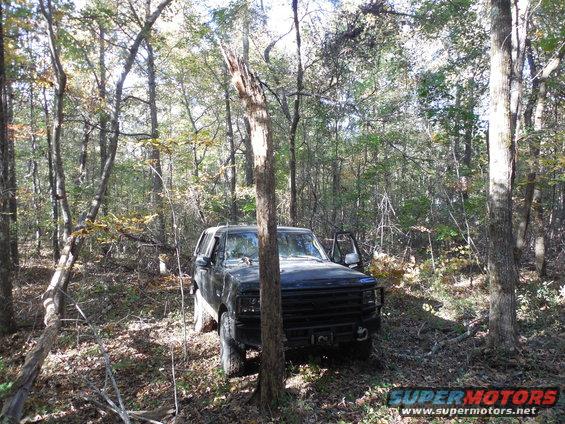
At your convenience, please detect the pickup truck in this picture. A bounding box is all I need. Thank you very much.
[190,225,384,377]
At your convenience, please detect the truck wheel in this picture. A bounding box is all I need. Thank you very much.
[355,338,373,360]
[342,336,374,360]
[193,289,215,333]
[219,313,245,377]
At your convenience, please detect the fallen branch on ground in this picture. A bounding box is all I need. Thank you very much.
[426,313,488,356]
[84,396,174,424]
[392,312,489,360]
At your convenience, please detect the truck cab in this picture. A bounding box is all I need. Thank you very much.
[190,225,384,377]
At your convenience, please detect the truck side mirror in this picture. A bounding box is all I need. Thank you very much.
[344,252,360,266]
[195,255,211,268]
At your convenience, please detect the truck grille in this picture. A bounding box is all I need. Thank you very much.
[282,287,364,327]
[238,286,374,329]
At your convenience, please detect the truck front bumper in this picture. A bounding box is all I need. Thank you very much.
[235,312,381,348]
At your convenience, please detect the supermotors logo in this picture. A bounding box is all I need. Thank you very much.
[387,387,560,417]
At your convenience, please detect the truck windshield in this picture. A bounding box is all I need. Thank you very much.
[224,231,326,264]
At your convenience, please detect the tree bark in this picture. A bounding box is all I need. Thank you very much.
[0,1,15,336]
[145,31,167,273]
[0,2,173,420]
[222,47,285,408]
[486,0,519,352]
[288,0,303,226]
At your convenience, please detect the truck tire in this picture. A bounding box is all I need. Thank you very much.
[219,313,245,377]
[355,337,373,360]
[342,336,374,360]
[193,289,215,333]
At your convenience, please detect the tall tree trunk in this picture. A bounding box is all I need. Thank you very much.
[224,68,237,222]
[42,87,60,262]
[75,120,90,186]
[461,105,473,201]
[180,79,206,223]
[241,1,254,187]
[486,0,519,351]
[6,83,18,269]
[29,77,42,255]
[288,0,303,226]
[146,33,167,273]
[331,120,340,227]
[510,0,530,137]
[222,48,285,408]
[0,1,14,336]
[98,21,108,179]
[41,0,72,240]
[514,42,564,265]
[531,185,546,275]
[1,2,173,419]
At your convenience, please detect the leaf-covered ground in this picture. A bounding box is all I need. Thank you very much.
[1,255,563,423]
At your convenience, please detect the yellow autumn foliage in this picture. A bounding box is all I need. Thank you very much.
[368,252,407,285]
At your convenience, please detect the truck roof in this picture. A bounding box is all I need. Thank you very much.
[207,225,312,234]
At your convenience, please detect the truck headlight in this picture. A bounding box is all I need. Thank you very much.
[362,289,376,305]
[237,296,260,314]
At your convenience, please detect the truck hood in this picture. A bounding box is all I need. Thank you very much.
[226,260,375,292]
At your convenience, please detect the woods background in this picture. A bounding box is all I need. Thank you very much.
[0,0,563,422]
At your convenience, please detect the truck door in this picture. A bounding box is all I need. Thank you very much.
[208,235,226,310]
[193,231,214,301]
[330,231,364,273]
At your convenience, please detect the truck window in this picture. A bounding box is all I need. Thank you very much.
[224,231,327,264]
[196,231,213,256]
[194,232,206,256]
[210,236,224,265]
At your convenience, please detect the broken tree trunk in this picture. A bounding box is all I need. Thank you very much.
[222,47,285,408]
[0,1,173,420]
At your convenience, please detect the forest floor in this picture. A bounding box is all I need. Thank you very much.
[1,253,563,423]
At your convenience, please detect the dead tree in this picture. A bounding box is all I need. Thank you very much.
[222,47,285,408]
